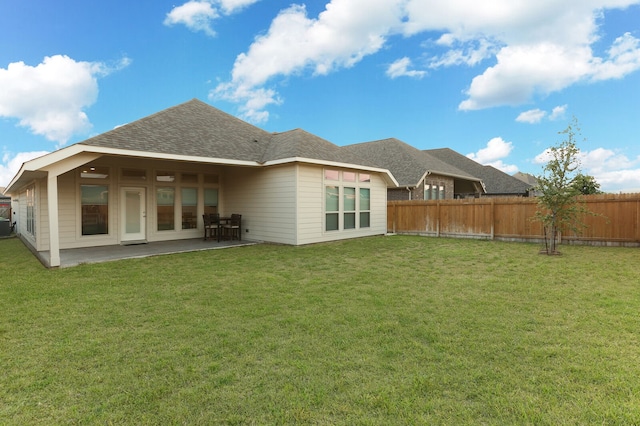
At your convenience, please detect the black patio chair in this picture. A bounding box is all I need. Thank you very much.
[203,213,221,242]
[222,213,241,241]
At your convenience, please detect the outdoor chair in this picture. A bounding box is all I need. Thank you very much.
[223,213,241,241]
[203,213,221,241]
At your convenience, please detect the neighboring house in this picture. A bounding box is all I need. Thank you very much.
[342,138,485,201]
[426,148,534,197]
[513,172,541,196]
[5,99,397,267]
[0,192,11,237]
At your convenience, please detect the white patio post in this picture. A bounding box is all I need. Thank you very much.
[42,152,101,268]
[47,173,61,267]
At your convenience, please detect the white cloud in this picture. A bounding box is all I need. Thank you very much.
[533,146,640,192]
[213,0,640,121]
[549,104,568,120]
[458,43,594,110]
[467,137,518,173]
[468,137,513,162]
[164,1,219,36]
[429,37,498,68]
[517,104,568,123]
[516,109,547,124]
[386,57,426,79]
[1,151,50,188]
[218,0,260,14]
[211,1,401,122]
[164,0,261,36]
[0,55,130,146]
[591,32,640,81]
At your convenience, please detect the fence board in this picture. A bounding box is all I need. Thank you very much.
[387,194,640,246]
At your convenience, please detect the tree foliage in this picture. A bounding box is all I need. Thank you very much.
[571,173,602,195]
[534,118,594,255]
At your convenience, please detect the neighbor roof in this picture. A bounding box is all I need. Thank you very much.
[342,138,481,187]
[426,148,533,195]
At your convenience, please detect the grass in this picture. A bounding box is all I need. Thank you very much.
[1,235,639,425]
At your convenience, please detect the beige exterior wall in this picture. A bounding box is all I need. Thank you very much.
[296,164,388,245]
[15,155,389,253]
[222,164,298,245]
[222,163,388,245]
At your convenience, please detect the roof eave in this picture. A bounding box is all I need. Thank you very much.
[264,157,399,187]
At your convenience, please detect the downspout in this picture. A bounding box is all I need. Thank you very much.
[406,186,412,200]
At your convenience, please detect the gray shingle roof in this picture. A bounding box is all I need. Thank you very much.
[79,99,359,167]
[426,148,533,195]
[263,129,346,163]
[513,172,538,186]
[80,99,272,162]
[342,138,479,186]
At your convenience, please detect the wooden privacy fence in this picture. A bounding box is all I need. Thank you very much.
[387,193,640,246]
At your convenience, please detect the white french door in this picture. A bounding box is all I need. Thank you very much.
[120,187,146,243]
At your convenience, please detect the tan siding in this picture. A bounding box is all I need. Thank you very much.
[296,165,324,243]
[58,172,77,247]
[37,179,49,251]
[369,173,388,231]
[222,165,297,244]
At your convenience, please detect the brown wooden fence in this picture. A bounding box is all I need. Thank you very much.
[387,193,640,246]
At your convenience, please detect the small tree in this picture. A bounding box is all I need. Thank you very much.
[534,118,592,255]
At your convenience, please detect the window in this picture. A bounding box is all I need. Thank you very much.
[26,186,35,236]
[156,171,176,183]
[181,188,197,229]
[81,185,109,235]
[343,187,356,229]
[122,168,146,181]
[181,173,198,184]
[325,170,339,181]
[204,188,218,215]
[325,185,339,231]
[324,169,371,232]
[154,172,217,232]
[157,188,175,230]
[425,183,445,200]
[360,188,370,228]
[81,166,109,179]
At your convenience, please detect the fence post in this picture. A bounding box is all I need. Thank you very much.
[490,198,495,240]
[436,201,440,237]
[637,199,640,242]
[393,203,397,234]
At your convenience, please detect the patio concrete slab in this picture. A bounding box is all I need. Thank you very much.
[38,238,258,268]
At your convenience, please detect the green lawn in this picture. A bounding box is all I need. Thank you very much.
[1,236,639,425]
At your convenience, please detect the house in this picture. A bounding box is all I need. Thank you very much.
[426,148,534,197]
[5,99,397,267]
[342,138,485,200]
[0,191,11,237]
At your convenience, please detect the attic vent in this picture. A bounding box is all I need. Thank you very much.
[253,139,259,143]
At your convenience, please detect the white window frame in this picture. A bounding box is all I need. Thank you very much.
[25,186,35,237]
[324,169,371,232]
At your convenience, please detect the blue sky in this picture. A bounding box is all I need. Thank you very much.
[2,0,640,192]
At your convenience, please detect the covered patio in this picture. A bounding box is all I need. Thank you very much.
[35,238,257,268]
